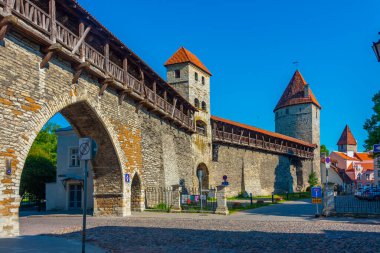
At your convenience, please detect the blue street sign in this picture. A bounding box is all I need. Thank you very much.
[222,181,229,186]
[374,144,380,154]
[124,173,130,183]
[311,186,322,198]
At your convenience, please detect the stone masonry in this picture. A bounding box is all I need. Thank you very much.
[0,0,321,237]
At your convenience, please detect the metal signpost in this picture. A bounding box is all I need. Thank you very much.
[79,138,97,253]
[311,186,322,217]
[197,170,204,212]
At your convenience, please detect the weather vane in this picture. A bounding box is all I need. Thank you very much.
[292,61,300,69]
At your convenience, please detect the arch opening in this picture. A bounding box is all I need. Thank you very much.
[18,101,125,220]
[196,163,209,190]
[131,173,144,212]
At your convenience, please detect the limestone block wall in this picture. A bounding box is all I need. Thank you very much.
[0,32,195,236]
[212,144,314,197]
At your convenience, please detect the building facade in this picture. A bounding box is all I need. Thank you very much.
[45,127,94,211]
[321,125,374,191]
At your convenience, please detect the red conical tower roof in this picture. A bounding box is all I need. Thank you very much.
[337,125,357,145]
[274,70,321,111]
[164,47,212,76]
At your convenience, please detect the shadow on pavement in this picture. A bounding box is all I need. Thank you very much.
[52,225,380,253]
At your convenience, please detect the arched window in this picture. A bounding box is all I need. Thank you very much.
[201,101,207,111]
[194,98,199,108]
[196,120,207,136]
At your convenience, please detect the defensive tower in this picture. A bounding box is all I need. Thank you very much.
[165,47,213,187]
[274,70,321,177]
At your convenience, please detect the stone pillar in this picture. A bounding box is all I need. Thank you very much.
[170,184,182,213]
[323,184,335,216]
[0,195,21,237]
[215,185,229,215]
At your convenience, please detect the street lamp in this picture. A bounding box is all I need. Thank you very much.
[372,39,380,62]
[197,169,204,212]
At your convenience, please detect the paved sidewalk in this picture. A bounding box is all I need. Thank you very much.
[0,235,105,253]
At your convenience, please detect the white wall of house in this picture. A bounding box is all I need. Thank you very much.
[46,127,94,211]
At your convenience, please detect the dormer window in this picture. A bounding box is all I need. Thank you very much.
[175,69,180,78]
[202,76,205,85]
[195,72,198,81]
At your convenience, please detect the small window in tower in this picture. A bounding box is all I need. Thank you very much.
[195,72,198,81]
[194,98,199,108]
[175,69,180,78]
[196,120,207,136]
[286,108,289,114]
[201,101,207,111]
[202,76,205,85]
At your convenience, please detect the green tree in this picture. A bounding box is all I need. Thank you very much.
[320,144,329,157]
[20,154,56,200]
[364,91,380,151]
[308,171,319,187]
[20,123,59,199]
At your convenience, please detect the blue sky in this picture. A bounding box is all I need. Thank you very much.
[51,0,380,152]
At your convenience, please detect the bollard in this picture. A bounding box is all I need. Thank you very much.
[250,193,253,206]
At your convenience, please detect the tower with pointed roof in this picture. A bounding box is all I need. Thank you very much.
[337,125,357,152]
[165,47,213,186]
[274,70,321,177]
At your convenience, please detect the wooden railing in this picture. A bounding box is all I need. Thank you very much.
[84,43,105,70]
[56,21,78,50]
[212,130,314,159]
[12,0,51,33]
[1,0,196,132]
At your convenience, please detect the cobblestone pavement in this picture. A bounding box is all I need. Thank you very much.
[19,200,380,253]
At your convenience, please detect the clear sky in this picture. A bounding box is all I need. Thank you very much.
[51,0,380,153]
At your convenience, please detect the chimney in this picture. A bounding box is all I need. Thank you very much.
[304,84,310,98]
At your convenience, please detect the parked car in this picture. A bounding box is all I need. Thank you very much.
[365,189,380,201]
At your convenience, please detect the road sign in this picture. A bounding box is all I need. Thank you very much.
[124,173,130,183]
[325,157,331,169]
[374,144,380,154]
[311,186,322,198]
[79,138,97,160]
[312,198,322,204]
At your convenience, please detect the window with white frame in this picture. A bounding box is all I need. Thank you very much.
[69,148,80,167]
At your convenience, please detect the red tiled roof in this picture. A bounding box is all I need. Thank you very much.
[354,152,372,161]
[164,47,212,76]
[274,70,321,111]
[211,115,316,148]
[337,125,357,146]
[333,152,360,161]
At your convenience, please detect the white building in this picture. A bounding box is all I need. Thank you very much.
[45,126,94,211]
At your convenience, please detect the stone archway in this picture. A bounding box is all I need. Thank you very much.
[0,99,127,236]
[196,163,209,190]
[131,173,144,212]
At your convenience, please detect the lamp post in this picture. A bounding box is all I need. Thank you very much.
[372,38,380,62]
[197,169,204,212]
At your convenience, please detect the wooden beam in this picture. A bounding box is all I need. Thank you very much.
[49,0,57,42]
[72,26,91,55]
[40,43,62,69]
[171,97,177,117]
[4,0,14,15]
[98,78,113,96]
[118,92,126,105]
[0,15,18,41]
[123,58,128,85]
[72,62,90,84]
[153,81,157,106]
[104,43,109,73]
[239,130,244,143]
